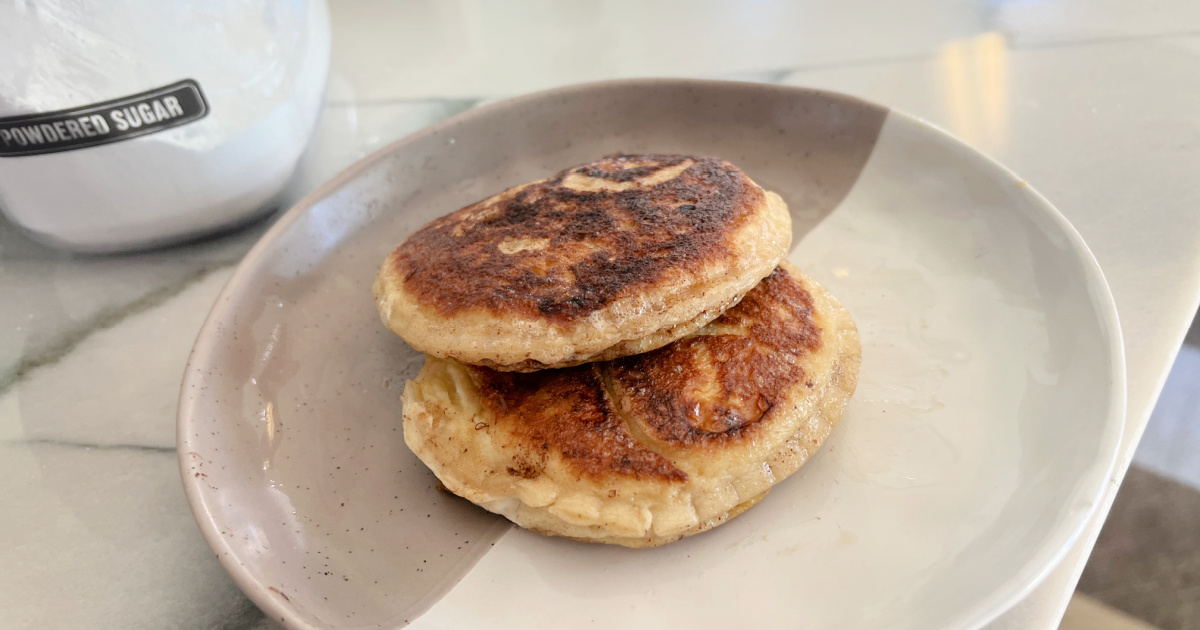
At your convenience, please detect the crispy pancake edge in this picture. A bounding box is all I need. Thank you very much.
[400,262,860,547]
[375,155,791,369]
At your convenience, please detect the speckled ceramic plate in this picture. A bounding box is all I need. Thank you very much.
[178,79,1125,630]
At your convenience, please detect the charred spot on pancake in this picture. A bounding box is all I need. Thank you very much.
[609,266,822,445]
[506,460,542,479]
[391,154,766,323]
[574,155,690,182]
[468,363,688,482]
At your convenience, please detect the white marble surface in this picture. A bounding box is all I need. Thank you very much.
[4,1,1200,628]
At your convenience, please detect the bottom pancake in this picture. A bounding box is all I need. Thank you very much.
[401,262,860,547]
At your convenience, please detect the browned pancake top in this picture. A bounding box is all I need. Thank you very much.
[463,266,822,481]
[610,266,822,447]
[468,363,688,483]
[391,154,765,322]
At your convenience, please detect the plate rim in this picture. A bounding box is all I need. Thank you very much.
[177,77,1127,630]
[873,108,1127,629]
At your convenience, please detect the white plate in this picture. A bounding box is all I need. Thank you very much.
[179,80,1124,630]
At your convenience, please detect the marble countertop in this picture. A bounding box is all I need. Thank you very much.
[5,1,1200,628]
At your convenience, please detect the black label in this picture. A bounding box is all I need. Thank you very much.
[0,79,209,157]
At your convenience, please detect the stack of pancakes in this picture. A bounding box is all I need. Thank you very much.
[374,154,860,547]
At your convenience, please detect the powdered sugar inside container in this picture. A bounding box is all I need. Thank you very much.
[0,0,331,252]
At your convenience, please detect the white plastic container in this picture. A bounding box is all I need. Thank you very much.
[0,0,331,252]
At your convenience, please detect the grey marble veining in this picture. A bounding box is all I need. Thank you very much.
[0,95,477,403]
[0,442,261,630]
[0,219,264,394]
[0,97,474,630]
[0,269,233,448]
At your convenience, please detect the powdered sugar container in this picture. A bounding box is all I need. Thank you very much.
[0,0,331,252]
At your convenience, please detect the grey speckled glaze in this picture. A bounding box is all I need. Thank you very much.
[179,78,1124,630]
[178,79,888,630]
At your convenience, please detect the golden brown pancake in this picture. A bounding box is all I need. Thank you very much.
[374,154,792,371]
[401,262,860,547]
